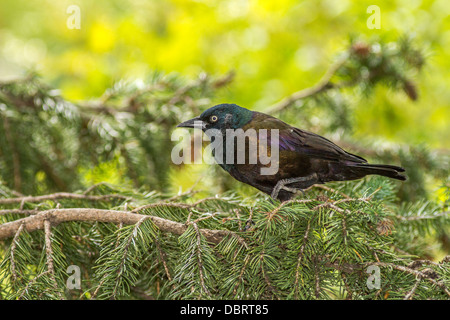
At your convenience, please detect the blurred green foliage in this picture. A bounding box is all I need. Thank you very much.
[1,0,449,147]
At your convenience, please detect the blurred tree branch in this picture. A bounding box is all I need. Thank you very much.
[0,71,234,195]
[267,37,424,115]
[266,56,347,114]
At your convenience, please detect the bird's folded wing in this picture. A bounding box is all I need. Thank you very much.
[280,128,367,164]
[250,113,367,164]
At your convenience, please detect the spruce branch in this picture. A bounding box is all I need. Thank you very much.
[293,220,311,299]
[130,196,225,213]
[9,222,24,282]
[154,237,173,282]
[112,216,148,298]
[404,279,421,300]
[43,219,60,297]
[17,271,51,300]
[192,222,210,295]
[369,262,450,298]
[0,182,448,299]
[0,208,234,245]
[305,184,351,199]
[234,255,250,297]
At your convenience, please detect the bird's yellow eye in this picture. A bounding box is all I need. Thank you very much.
[210,115,218,122]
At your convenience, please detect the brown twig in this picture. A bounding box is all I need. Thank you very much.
[43,220,56,282]
[193,212,219,224]
[10,222,24,282]
[333,187,382,205]
[17,271,50,300]
[404,279,421,300]
[266,55,348,114]
[154,237,173,283]
[43,219,63,299]
[192,222,209,295]
[0,208,233,245]
[131,196,225,213]
[312,202,347,214]
[0,209,39,216]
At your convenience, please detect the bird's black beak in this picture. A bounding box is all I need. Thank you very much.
[177,117,205,130]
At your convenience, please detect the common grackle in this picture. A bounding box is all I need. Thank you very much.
[177,104,406,201]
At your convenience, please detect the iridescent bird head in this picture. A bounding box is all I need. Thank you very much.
[177,103,253,132]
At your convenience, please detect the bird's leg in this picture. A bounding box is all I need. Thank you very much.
[271,174,317,200]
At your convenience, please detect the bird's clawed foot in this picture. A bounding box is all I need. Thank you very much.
[270,174,317,201]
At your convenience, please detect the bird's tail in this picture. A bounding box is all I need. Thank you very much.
[348,163,407,181]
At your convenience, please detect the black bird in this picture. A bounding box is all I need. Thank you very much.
[177,104,406,201]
